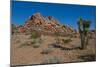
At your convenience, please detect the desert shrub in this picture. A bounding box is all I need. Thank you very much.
[41,47,53,54]
[73,35,77,38]
[31,39,40,48]
[18,41,40,48]
[35,38,42,43]
[31,32,40,39]
[49,43,62,48]
[62,39,72,44]
[42,56,63,64]
[32,43,40,48]
[18,43,28,48]
[31,39,36,44]
[30,32,41,48]
[68,33,78,38]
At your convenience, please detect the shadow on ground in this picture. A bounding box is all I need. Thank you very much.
[50,43,81,50]
[78,54,96,61]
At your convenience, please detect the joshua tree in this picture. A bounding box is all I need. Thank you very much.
[77,18,91,49]
[83,20,91,45]
[77,18,84,49]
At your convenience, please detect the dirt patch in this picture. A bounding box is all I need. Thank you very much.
[11,34,96,66]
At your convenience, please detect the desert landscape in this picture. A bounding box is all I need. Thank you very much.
[11,12,96,66]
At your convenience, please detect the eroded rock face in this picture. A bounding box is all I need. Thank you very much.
[14,12,75,35]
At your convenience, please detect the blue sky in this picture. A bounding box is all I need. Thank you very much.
[11,1,96,30]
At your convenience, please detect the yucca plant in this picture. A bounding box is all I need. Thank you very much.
[77,18,84,49]
[77,18,91,49]
[83,20,91,45]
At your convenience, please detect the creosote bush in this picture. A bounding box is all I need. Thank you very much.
[32,43,40,48]
[31,31,40,39]
[30,31,42,48]
[31,38,42,48]
[62,38,72,44]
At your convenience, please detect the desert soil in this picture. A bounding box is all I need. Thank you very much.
[11,33,96,66]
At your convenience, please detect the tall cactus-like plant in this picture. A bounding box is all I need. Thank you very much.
[77,18,91,49]
[83,20,91,45]
[77,18,84,49]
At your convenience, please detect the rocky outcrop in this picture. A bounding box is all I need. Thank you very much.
[15,12,75,35]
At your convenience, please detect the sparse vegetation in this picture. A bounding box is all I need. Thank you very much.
[32,43,40,48]
[30,32,42,48]
[18,38,42,48]
[31,40,36,44]
[41,47,53,54]
[42,56,63,64]
[31,31,40,39]
[18,43,28,48]
[31,39,42,48]
[62,38,72,44]
[11,12,96,65]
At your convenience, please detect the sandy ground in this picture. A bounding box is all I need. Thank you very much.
[11,33,96,66]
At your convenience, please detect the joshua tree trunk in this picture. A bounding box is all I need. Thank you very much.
[78,22,85,49]
[77,18,91,50]
[79,31,85,49]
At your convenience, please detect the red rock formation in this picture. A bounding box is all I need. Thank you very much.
[15,12,75,35]
[18,27,26,33]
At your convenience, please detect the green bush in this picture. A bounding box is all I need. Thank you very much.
[31,40,36,44]
[33,44,40,48]
[32,43,40,48]
[31,39,41,48]
[31,32,40,39]
[62,39,72,44]
[30,38,42,48]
